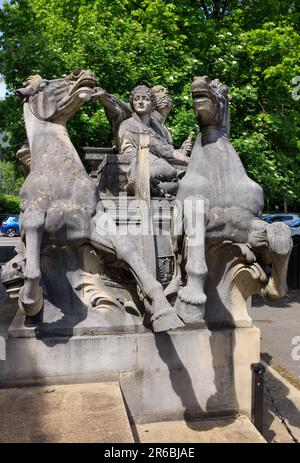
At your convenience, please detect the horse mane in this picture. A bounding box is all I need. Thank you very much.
[23,75,43,89]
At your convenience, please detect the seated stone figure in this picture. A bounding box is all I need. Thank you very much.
[118,85,189,196]
[151,85,193,158]
[92,84,192,196]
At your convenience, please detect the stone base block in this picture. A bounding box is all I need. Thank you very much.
[0,318,260,423]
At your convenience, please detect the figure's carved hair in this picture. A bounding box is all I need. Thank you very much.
[151,85,173,110]
[129,85,156,110]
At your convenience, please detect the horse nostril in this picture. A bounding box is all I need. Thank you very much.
[12,262,21,270]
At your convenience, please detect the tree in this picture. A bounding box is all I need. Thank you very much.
[0,0,299,209]
[0,160,24,195]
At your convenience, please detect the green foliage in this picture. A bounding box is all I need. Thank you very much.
[0,0,299,207]
[0,160,24,195]
[0,194,20,214]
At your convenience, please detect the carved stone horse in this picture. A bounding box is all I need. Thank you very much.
[173,76,292,324]
[14,69,183,332]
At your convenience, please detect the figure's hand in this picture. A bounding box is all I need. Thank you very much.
[92,86,107,100]
[180,137,193,156]
[173,150,189,165]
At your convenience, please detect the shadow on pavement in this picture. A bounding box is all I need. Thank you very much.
[261,353,300,443]
[253,291,300,309]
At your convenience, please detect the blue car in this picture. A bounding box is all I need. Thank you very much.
[289,218,300,237]
[0,215,20,237]
[262,213,300,226]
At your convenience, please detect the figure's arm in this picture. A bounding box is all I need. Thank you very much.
[149,135,191,165]
[150,117,192,164]
[92,87,132,138]
[173,136,193,162]
[118,121,138,158]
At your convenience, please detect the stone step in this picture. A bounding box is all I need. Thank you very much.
[0,382,133,443]
[135,415,266,443]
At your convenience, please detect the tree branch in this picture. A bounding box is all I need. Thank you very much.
[200,0,209,19]
[212,0,221,19]
[222,0,230,15]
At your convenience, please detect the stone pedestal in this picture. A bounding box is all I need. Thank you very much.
[0,314,260,424]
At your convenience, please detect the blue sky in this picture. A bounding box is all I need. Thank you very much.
[0,0,7,99]
[0,79,5,99]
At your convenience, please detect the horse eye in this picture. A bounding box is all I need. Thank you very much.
[39,81,48,90]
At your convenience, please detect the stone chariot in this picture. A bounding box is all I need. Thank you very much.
[0,70,292,423]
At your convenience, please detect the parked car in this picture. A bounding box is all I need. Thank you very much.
[289,219,300,238]
[262,213,300,226]
[0,215,20,237]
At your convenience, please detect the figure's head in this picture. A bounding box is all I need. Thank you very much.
[151,85,173,117]
[15,68,97,122]
[191,76,230,135]
[129,85,155,116]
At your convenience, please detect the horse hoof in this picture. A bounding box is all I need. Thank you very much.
[262,284,287,300]
[261,276,287,300]
[175,296,205,324]
[177,287,207,306]
[18,287,44,317]
[150,308,185,332]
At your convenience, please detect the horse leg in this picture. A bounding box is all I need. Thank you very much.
[175,195,209,323]
[18,211,45,316]
[262,222,293,299]
[90,212,184,332]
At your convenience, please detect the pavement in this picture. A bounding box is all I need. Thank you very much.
[135,416,266,443]
[0,236,19,266]
[0,380,266,443]
[0,236,20,247]
[262,362,300,443]
[248,293,300,443]
[249,292,300,382]
[0,382,134,443]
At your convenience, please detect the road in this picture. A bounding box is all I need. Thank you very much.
[249,292,300,381]
[0,237,19,266]
[0,236,20,247]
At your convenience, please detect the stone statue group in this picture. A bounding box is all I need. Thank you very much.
[0,69,292,332]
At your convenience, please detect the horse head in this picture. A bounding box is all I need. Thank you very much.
[191,76,230,139]
[15,68,97,123]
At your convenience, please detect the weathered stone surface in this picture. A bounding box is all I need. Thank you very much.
[6,70,183,333]
[0,324,260,422]
[173,76,292,326]
[0,332,138,386]
[120,326,260,423]
[92,83,191,192]
[0,382,133,443]
[1,71,290,438]
[117,85,185,196]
